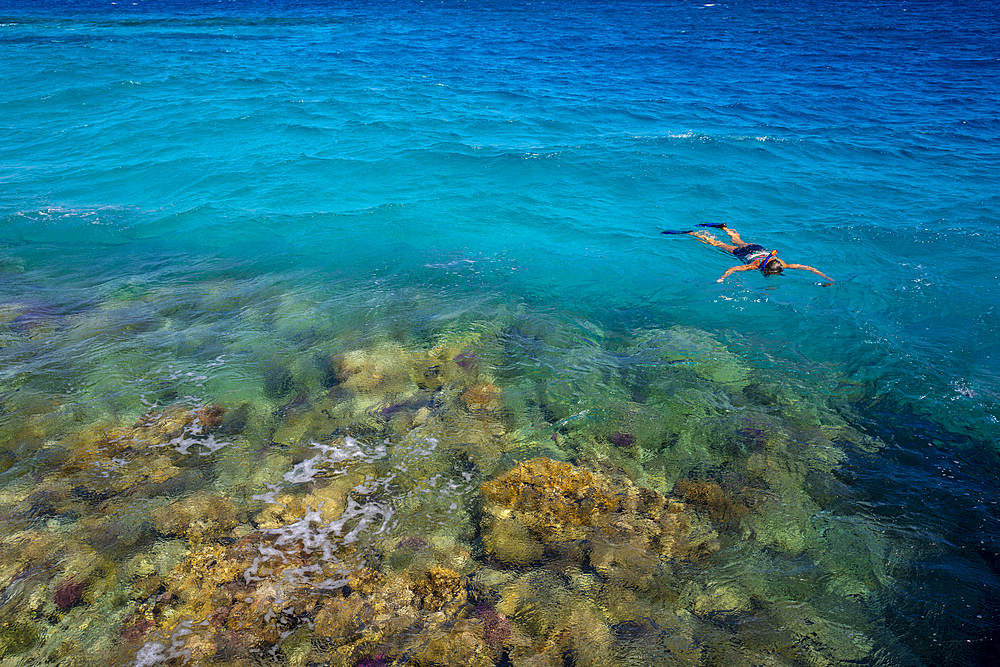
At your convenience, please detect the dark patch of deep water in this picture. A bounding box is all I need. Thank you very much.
[843,402,1000,666]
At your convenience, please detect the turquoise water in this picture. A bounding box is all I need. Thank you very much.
[1,1,998,665]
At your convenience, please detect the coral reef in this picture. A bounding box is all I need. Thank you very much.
[0,321,896,667]
[479,457,720,572]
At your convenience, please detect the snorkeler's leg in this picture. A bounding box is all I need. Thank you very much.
[721,227,746,245]
[688,230,736,251]
[698,223,746,246]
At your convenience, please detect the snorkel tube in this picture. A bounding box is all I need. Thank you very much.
[759,250,778,272]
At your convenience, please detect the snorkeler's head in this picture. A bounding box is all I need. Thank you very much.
[760,251,783,276]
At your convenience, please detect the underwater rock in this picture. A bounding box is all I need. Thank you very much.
[255,492,325,530]
[410,618,493,667]
[81,514,152,556]
[150,491,245,542]
[193,403,225,430]
[312,565,497,666]
[312,595,370,643]
[495,570,621,667]
[453,351,480,371]
[480,457,618,536]
[121,617,156,644]
[479,509,545,566]
[131,404,198,443]
[0,450,14,474]
[652,326,751,388]
[683,579,751,617]
[137,533,348,660]
[3,301,59,337]
[415,339,492,390]
[742,381,779,406]
[383,534,477,580]
[609,431,636,448]
[217,402,252,435]
[331,345,416,395]
[160,543,254,630]
[2,484,80,532]
[0,619,41,657]
[57,403,231,502]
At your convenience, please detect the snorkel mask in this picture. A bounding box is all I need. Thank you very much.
[759,250,778,272]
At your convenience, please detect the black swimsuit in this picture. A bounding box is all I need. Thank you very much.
[732,243,771,265]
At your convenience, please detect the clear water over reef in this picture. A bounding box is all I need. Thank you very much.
[1,1,998,666]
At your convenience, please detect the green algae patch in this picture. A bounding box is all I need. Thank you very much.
[0,620,41,657]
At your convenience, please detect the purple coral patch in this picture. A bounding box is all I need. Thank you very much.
[397,535,428,551]
[353,652,387,667]
[610,431,636,447]
[454,351,478,369]
[737,425,767,451]
[475,603,512,648]
[54,579,86,610]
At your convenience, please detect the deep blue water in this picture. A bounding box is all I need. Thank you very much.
[1,1,999,665]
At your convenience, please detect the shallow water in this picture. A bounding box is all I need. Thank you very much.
[1,1,998,666]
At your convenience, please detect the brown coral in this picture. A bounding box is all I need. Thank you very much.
[194,404,226,431]
[673,480,751,526]
[461,383,503,413]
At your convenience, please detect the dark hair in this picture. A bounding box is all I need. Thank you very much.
[762,262,783,276]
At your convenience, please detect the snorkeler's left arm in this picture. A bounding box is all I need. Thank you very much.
[783,263,834,285]
[717,264,755,283]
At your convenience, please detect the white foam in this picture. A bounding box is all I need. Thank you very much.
[150,410,233,456]
[132,620,194,667]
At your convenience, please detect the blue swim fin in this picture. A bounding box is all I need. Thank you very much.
[661,229,693,235]
[697,223,727,229]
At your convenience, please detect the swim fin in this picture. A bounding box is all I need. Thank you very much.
[661,229,693,235]
[697,223,727,229]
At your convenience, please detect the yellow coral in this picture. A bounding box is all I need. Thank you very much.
[480,458,619,530]
[151,492,245,543]
[461,383,503,413]
[480,458,719,569]
[411,566,465,611]
[163,544,247,624]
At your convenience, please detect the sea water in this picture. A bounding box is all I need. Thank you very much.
[0,1,997,665]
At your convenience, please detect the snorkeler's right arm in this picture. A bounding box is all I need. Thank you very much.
[717,264,755,283]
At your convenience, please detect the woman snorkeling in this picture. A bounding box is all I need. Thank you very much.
[663,223,833,285]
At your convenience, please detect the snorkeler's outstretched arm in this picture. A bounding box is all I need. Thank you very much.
[717,264,755,283]
[783,263,834,284]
